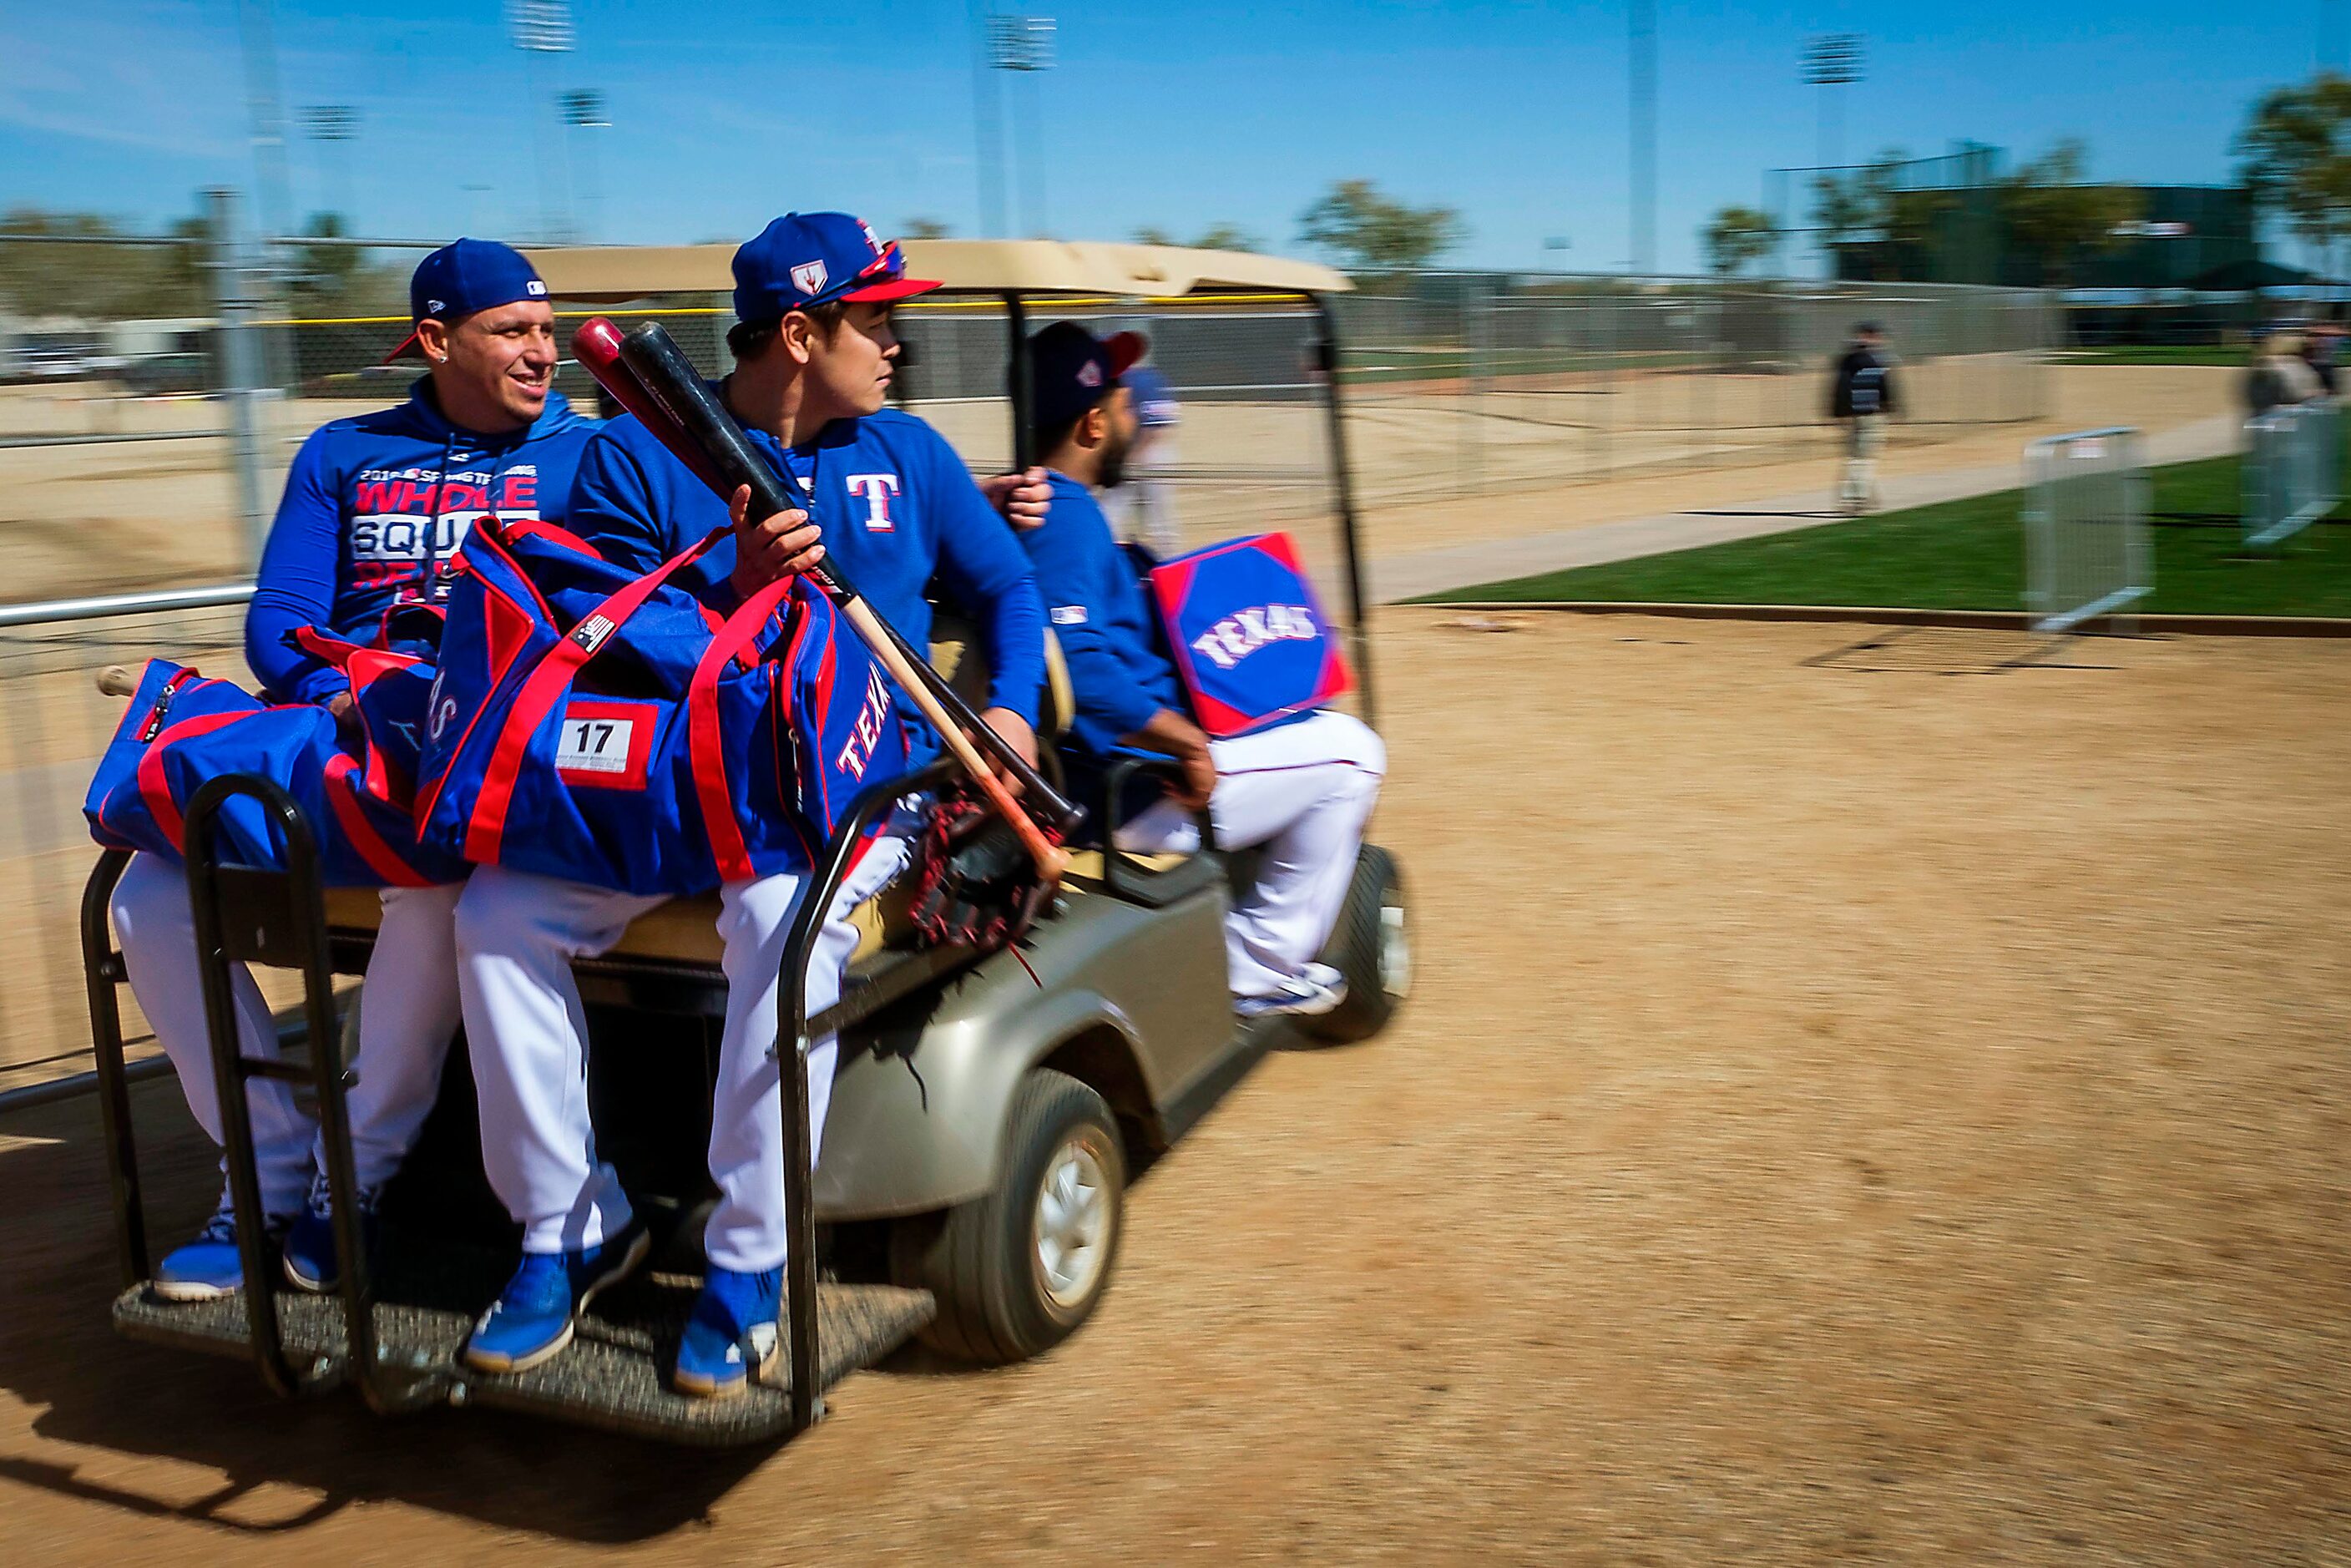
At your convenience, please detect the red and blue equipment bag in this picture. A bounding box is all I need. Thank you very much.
[84,656,467,887]
[1147,531,1351,738]
[413,517,906,898]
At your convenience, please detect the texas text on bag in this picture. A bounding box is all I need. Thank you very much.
[413,516,908,898]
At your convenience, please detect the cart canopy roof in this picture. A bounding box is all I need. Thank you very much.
[525,239,1350,303]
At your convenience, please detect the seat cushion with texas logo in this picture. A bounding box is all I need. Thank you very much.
[1147,531,1350,739]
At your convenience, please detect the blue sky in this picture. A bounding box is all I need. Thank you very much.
[0,1,2330,272]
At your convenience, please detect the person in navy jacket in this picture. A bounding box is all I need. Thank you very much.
[1009,322,1384,1019]
[114,240,600,1304]
[452,213,1050,1396]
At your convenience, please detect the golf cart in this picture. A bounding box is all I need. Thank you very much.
[80,239,1407,1447]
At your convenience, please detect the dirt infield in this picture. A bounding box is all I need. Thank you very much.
[3,611,2343,1563]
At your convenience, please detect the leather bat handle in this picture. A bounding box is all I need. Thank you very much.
[571,318,1075,872]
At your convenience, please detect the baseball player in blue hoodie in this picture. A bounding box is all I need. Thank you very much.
[1009,322,1384,1016]
[113,240,599,1303]
[453,213,1049,1396]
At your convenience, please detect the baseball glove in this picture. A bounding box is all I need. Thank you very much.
[900,787,1055,952]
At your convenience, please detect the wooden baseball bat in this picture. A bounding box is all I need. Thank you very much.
[572,317,1072,878]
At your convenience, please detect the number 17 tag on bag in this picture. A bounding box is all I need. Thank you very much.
[554,698,655,790]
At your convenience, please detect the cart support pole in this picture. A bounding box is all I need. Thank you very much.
[184,781,310,1399]
[81,849,149,1287]
[779,1015,822,1433]
[184,774,395,1404]
[1005,293,1034,473]
[1312,296,1377,728]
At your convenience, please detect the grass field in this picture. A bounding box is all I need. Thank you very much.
[1428,452,2351,617]
[2050,344,2248,367]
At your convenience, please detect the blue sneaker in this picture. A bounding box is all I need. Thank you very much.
[154,1204,278,1302]
[674,1266,782,1399]
[463,1222,650,1375]
[282,1178,382,1294]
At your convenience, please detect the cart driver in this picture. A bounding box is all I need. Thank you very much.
[1003,321,1385,1019]
[450,212,1050,1399]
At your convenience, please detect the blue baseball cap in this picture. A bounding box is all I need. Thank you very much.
[384,239,549,361]
[1025,321,1147,435]
[731,212,941,324]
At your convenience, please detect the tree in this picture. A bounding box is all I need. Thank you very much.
[899,216,952,239]
[1297,180,1464,272]
[0,205,212,319]
[286,210,361,304]
[1133,221,1266,252]
[1701,205,1778,275]
[1809,171,1875,254]
[1809,148,1909,260]
[2235,73,2351,260]
[1995,139,2141,286]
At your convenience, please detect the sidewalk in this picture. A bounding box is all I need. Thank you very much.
[1369,412,2242,604]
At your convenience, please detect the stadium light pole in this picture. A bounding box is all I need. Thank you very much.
[508,0,575,243]
[1802,33,1863,175]
[1628,0,1656,277]
[300,105,359,231]
[1802,33,1864,279]
[988,14,1056,237]
[561,89,609,243]
[235,0,296,242]
[970,3,1008,237]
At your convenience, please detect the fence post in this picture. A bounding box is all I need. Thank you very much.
[205,189,272,568]
[1467,275,1493,493]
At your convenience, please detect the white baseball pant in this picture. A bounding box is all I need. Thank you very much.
[452,827,913,1273]
[1838,414,1885,511]
[109,852,466,1219]
[1112,710,1385,998]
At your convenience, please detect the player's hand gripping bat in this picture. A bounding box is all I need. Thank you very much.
[571,316,1074,879]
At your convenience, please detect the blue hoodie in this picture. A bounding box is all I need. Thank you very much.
[1016,473,1186,759]
[245,381,599,702]
[564,402,1047,741]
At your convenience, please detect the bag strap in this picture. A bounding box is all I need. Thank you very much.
[133,710,266,851]
[323,754,435,887]
[461,525,731,866]
[685,572,804,883]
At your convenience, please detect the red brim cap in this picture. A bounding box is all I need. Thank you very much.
[1104,330,1149,377]
[381,326,427,364]
[840,275,943,304]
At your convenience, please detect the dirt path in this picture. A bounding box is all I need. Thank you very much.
[3,612,2345,1563]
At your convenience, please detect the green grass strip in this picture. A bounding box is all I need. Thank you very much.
[1421,452,2351,618]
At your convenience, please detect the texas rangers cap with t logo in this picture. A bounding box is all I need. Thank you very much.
[732,212,943,323]
[1024,321,1148,434]
[383,238,549,361]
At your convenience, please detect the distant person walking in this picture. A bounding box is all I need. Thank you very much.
[1828,322,1898,515]
[2296,321,2341,398]
[2246,331,2323,417]
[1096,331,1184,557]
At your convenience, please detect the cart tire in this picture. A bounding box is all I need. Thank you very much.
[1297,844,1408,1044]
[891,1069,1125,1364]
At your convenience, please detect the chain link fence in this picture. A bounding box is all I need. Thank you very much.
[0,210,2060,1091]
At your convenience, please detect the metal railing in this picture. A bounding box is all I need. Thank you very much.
[2024,426,2151,635]
[2243,400,2342,549]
